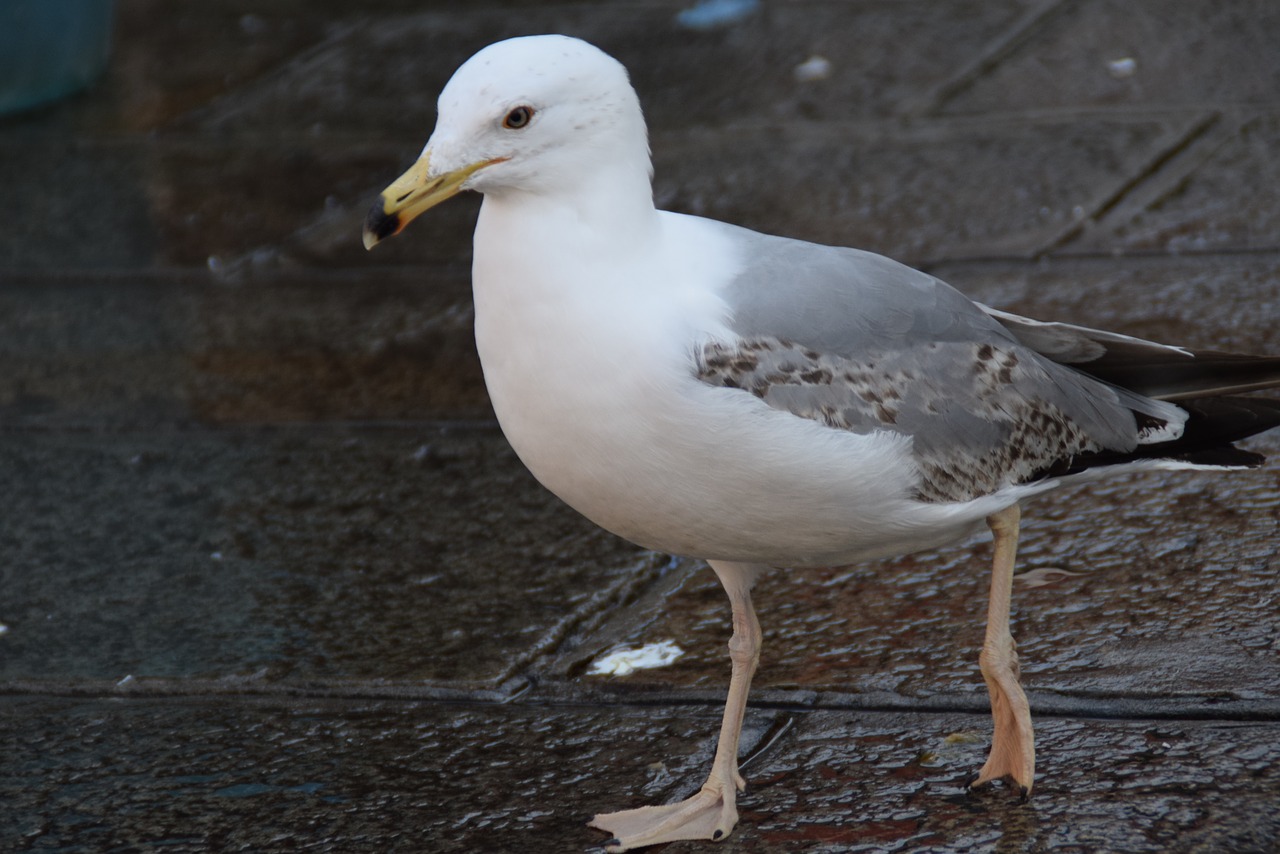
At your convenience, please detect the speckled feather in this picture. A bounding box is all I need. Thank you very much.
[697,336,1105,502]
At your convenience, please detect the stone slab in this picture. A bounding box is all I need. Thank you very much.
[0,427,650,689]
[1072,112,1280,256]
[929,255,1280,355]
[187,1,1028,138]
[940,0,1280,114]
[652,116,1191,264]
[0,270,488,426]
[2,697,1277,852]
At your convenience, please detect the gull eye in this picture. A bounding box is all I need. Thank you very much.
[502,105,534,129]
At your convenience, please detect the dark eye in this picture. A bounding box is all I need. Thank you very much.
[502,105,534,129]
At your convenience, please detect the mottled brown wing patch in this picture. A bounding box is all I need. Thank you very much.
[697,336,1101,503]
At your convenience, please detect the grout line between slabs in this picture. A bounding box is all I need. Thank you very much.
[5,680,1280,725]
[906,0,1073,118]
[1038,111,1225,257]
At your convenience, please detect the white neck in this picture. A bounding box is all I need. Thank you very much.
[479,156,658,253]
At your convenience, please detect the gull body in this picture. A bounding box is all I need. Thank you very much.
[364,34,1280,852]
[475,202,1021,565]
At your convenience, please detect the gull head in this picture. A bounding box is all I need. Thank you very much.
[363,35,651,249]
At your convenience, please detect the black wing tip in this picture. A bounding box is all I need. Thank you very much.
[1038,395,1280,480]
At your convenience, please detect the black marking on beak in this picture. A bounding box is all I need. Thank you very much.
[364,202,401,246]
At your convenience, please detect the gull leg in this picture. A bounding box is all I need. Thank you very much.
[969,502,1035,796]
[591,560,763,851]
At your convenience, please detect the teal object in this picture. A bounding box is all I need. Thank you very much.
[0,0,115,115]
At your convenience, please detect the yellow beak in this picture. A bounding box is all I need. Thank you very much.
[362,152,501,250]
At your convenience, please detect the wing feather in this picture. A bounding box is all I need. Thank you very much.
[696,226,1278,502]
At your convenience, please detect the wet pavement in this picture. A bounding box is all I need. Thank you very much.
[2,1,1279,851]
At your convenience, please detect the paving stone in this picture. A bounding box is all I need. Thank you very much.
[0,274,195,424]
[185,272,487,423]
[2,697,1278,853]
[0,140,156,270]
[0,270,487,426]
[0,428,649,687]
[0,696,774,854]
[150,141,407,269]
[1073,112,1280,256]
[652,116,1192,263]
[930,255,1280,355]
[187,1,1028,138]
[0,0,546,135]
[728,712,1280,854]
[940,0,1280,114]
[0,136,413,272]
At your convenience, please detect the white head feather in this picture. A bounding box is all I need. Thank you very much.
[425,35,653,200]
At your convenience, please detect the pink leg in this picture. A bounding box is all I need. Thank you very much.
[590,560,763,851]
[969,503,1036,795]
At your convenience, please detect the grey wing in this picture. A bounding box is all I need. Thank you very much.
[700,228,1184,503]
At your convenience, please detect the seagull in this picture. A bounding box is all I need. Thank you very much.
[363,34,1280,851]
